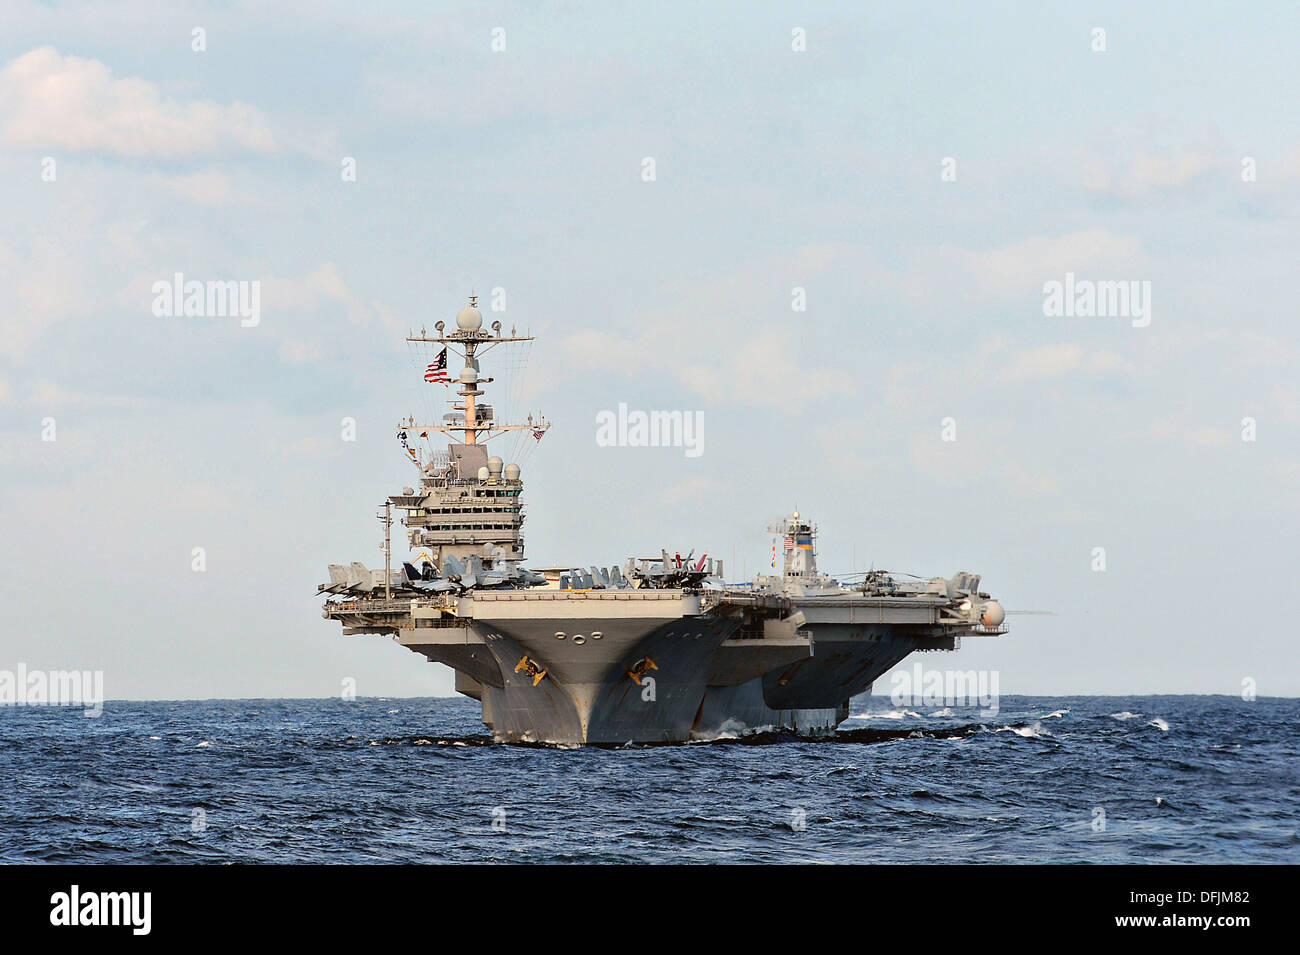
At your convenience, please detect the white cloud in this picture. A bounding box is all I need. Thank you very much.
[555,245,858,410]
[259,264,376,328]
[887,340,1135,401]
[906,428,1060,497]
[275,435,343,462]
[1129,150,1219,189]
[365,56,639,125]
[1002,343,1083,382]
[1085,350,1137,375]
[252,264,405,363]
[0,47,276,158]
[0,235,88,358]
[278,339,328,364]
[997,344,1135,382]
[1075,119,1237,201]
[963,228,1145,298]
[561,314,854,411]
[654,476,723,504]
[1149,418,1231,448]
[157,170,254,206]
[25,378,143,409]
[1084,150,1223,198]
[1274,384,1299,423]
[1276,147,1300,182]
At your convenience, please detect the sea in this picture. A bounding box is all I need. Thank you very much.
[1,695,1295,864]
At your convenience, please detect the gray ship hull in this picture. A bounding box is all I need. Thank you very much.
[396,590,959,745]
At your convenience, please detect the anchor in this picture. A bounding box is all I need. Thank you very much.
[626,655,659,685]
[513,655,547,687]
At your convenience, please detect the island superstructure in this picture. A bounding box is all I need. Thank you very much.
[320,297,1009,745]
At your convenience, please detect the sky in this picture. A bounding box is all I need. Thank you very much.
[1,1,1297,701]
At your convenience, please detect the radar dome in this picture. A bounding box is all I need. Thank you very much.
[980,601,1006,628]
[459,366,477,383]
[477,466,490,481]
[504,463,520,481]
[487,456,504,475]
[456,304,483,331]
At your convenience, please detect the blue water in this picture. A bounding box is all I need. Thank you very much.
[1,696,1295,863]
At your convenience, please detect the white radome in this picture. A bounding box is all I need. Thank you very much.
[456,305,483,330]
[980,601,1006,628]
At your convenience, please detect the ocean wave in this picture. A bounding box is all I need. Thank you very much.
[1111,711,1142,720]
[861,709,923,720]
[995,722,1052,739]
[1148,718,1170,732]
[2,696,1293,864]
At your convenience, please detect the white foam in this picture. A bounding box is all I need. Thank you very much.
[1043,708,1069,719]
[1110,711,1142,720]
[195,740,213,748]
[996,722,1051,739]
[706,717,748,739]
[868,709,922,720]
[930,707,954,717]
[1148,718,1170,732]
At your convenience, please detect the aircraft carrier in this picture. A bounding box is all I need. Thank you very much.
[320,297,1009,745]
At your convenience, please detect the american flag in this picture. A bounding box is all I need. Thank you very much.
[424,347,449,385]
[783,537,794,551]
